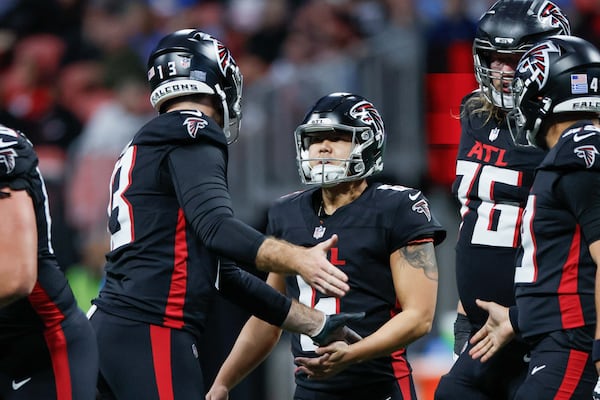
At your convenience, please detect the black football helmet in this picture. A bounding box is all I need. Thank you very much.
[295,93,385,186]
[474,0,570,110]
[147,29,243,143]
[512,35,600,148]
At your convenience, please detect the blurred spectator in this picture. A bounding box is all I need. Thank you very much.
[65,70,154,287]
[244,0,289,67]
[64,227,106,311]
[0,1,595,398]
[1,34,65,130]
[359,0,427,188]
[56,59,113,123]
[571,0,600,49]
[0,33,86,268]
[0,0,84,39]
[425,0,477,73]
[164,0,227,39]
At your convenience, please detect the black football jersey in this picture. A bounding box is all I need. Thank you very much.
[93,110,277,338]
[451,93,546,327]
[514,121,600,338]
[0,125,79,342]
[267,183,445,391]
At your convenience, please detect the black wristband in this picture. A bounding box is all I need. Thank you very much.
[453,313,472,356]
[454,313,471,334]
[508,306,520,334]
[593,339,600,363]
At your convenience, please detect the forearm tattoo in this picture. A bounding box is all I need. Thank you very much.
[401,243,438,281]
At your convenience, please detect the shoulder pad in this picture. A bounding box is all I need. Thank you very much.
[543,122,600,171]
[271,188,313,210]
[375,183,433,222]
[133,110,228,147]
[0,126,37,179]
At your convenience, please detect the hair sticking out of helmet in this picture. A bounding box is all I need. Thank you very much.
[512,35,600,148]
[295,92,385,186]
[473,0,570,111]
[147,29,243,144]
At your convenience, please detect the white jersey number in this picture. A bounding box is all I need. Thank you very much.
[514,195,536,283]
[455,160,523,247]
[296,276,338,352]
[108,146,136,250]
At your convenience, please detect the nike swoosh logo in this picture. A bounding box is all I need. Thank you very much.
[0,138,17,149]
[409,191,421,201]
[531,365,546,375]
[573,132,596,142]
[12,377,31,390]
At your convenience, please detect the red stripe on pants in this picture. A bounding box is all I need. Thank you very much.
[44,327,71,400]
[151,325,174,400]
[554,349,588,399]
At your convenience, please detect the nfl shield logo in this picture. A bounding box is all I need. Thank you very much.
[313,226,326,239]
[180,56,191,69]
[489,127,499,141]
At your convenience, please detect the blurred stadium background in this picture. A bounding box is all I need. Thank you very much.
[0,0,595,398]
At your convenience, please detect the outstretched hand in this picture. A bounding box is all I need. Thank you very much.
[296,312,364,380]
[300,234,349,297]
[469,299,514,362]
[295,341,351,379]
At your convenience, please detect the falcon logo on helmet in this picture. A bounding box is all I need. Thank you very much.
[574,145,599,168]
[538,1,570,33]
[216,42,235,75]
[517,40,560,89]
[349,101,384,141]
[201,33,238,77]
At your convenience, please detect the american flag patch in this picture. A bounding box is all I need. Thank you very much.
[147,67,155,80]
[571,74,588,94]
[190,70,207,82]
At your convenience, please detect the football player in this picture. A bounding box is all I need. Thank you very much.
[470,35,600,399]
[206,92,446,400]
[89,30,362,399]
[0,124,99,399]
[436,1,571,399]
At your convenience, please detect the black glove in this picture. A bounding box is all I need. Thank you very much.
[593,376,600,400]
[310,312,365,346]
[453,313,472,359]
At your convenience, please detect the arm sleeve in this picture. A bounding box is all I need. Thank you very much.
[167,142,265,266]
[218,260,291,326]
[557,170,600,244]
